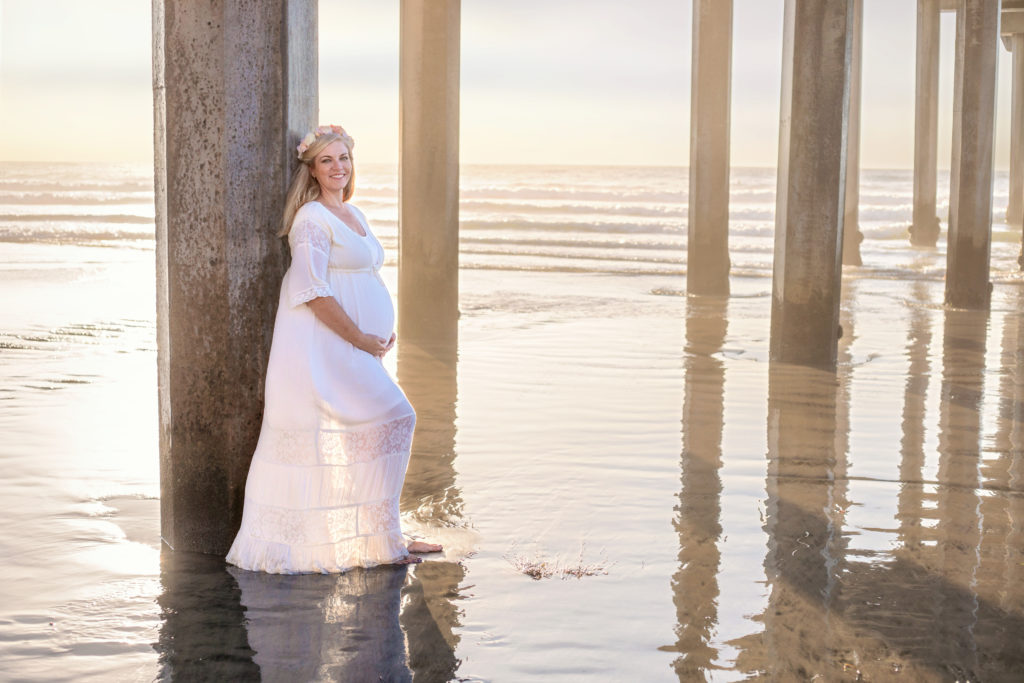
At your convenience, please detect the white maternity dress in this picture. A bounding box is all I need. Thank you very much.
[226,201,415,574]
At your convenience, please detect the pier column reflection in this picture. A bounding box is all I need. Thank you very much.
[670,297,727,678]
[932,305,988,672]
[398,340,462,526]
[898,281,934,550]
[982,287,1024,663]
[154,550,259,680]
[397,337,465,680]
[762,361,844,678]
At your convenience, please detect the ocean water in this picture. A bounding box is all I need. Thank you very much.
[1,162,1023,681]
[3,161,1024,280]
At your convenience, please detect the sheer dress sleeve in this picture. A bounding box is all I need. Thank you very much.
[286,218,334,308]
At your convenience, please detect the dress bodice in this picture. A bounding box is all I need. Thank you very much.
[309,202,385,274]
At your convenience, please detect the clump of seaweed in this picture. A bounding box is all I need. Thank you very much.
[504,542,612,580]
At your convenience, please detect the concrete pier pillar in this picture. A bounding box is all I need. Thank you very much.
[152,0,317,554]
[1007,34,1024,229]
[946,0,999,309]
[842,0,864,267]
[398,1,460,346]
[911,0,943,247]
[686,0,733,296]
[770,0,853,369]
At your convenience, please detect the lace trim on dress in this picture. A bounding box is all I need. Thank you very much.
[319,415,416,466]
[238,496,401,543]
[290,218,332,252]
[257,415,415,467]
[290,285,333,307]
[287,218,334,307]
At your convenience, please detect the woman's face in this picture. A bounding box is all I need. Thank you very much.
[310,140,352,195]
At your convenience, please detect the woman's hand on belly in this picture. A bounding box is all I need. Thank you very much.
[355,331,390,358]
[307,295,390,358]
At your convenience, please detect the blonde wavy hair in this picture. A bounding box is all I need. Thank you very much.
[280,127,356,236]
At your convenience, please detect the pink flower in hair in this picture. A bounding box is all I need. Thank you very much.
[296,125,352,159]
[295,131,317,158]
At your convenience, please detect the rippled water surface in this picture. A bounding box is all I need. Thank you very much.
[1,163,1022,680]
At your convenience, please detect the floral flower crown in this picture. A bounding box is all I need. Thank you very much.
[296,125,353,159]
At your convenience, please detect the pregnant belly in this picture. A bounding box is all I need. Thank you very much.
[341,275,395,340]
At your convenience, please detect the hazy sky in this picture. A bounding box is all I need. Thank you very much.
[0,0,1016,168]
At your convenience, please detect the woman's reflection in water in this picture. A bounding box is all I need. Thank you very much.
[230,565,412,681]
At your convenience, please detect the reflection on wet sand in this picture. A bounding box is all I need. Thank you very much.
[398,340,463,526]
[758,361,845,679]
[153,340,467,681]
[994,287,1024,628]
[148,279,1024,680]
[934,305,986,673]
[670,296,726,677]
[724,292,1024,680]
[154,550,259,680]
[398,339,465,680]
[898,281,933,551]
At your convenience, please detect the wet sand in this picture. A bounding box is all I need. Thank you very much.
[0,242,1023,680]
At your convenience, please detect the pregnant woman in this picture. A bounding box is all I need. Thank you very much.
[227,125,442,573]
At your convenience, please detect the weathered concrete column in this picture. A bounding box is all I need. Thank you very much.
[686,0,733,296]
[911,0,943,247]
[842,0,864,267]
[770,0,853,369]
[399,1,460,346]
[152,0,317,554]
[946,0,999,309]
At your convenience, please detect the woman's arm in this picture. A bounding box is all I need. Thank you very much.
[306,296,389,357]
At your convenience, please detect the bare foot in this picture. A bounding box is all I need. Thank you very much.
[408,540,443,554]
[394,554,423,565]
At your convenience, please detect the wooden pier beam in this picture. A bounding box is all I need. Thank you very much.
[945,0,999,309]
[770,0,853,369]
[398,0,461,346]
[687,0,733,296]
[152,0,318,554]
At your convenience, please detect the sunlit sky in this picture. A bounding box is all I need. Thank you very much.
[0,0,1017,168]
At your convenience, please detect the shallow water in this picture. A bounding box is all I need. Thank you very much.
[2,245,1023,680]
[2,163,1024,680]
